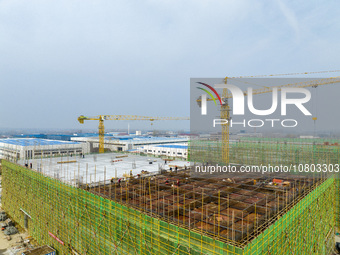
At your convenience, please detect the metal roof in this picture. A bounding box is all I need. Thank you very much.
[0,138,80,146]
[104,136,187,142]
[156,144,188,149]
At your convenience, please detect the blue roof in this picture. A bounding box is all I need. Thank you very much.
[76,133,116,137]
[133,137,184,141]
[0,138,80,146]
[156,145,188,149]
[16,134,47,139]
[103,136,187,142]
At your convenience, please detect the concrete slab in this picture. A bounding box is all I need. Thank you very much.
[19,153,189,185]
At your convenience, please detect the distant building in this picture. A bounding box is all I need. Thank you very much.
[138,143,188,159]
[300,135,319,139]
[0,138,87,161]
[71,136,188,153]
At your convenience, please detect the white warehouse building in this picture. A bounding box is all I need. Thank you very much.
[138,143,188,159]
[0,138,88,161]
[71,136,188,153]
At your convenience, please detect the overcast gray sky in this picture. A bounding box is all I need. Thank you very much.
[0,0,339,131]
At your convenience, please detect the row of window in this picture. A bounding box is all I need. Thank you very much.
[0,149,83,159]
[144,149,186,156]
[34,150,81,156]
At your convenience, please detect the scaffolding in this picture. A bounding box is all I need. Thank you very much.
[1,160,336,254]
[189,138,340,166]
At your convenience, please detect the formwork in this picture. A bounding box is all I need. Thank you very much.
[1,160,336,254]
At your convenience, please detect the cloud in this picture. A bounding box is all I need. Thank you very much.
[0,1,339,130]
[276,0,300,41]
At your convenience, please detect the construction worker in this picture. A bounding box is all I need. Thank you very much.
[176,179,180,187]
[165,178,169,184]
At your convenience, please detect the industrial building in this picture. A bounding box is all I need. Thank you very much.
[0,138,87,161]
[1,135,339,254]
[1,160,335,254]
[71,135,188,153]
[138,143,188,159]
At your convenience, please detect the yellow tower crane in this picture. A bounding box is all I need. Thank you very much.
[78,115,189,153]
[200,73,340,164]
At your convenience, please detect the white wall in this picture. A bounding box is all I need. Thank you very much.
[140,144,188,159]
[0,140,88,161]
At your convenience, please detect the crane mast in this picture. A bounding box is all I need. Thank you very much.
[98,116,105,153]
[197,74,340,165]
[78,115,189,153]
[221,77,230,164]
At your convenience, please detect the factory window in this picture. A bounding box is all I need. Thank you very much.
[178,152,182,155]
[162,151,166,153]
[148,150,152,152]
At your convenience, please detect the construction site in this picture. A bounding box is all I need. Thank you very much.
[189,137,340,166]
[0,155,337,254]
[1,133,339,254]
[1,73,340,254]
